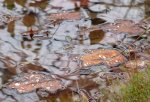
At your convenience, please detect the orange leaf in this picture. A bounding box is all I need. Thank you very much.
[80,49,126,67]
[22,13,36,27]
[8,72,66,93]
[47,12,81,21]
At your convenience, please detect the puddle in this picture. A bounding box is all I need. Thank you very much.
[0,0,149,102]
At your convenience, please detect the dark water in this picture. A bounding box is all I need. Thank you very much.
[0,0,149,102]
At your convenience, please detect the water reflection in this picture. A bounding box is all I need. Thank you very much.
[0,0,149,101]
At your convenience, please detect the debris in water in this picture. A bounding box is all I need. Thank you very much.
[7,72,66,93]
[79,49,126,67]
[101,19,145,36]
[47,12,81,21]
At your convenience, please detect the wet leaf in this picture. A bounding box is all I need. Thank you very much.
[7,21,15,36]
[47,12,81,21]
[89,30,105,44]
[22,13,36,27]
[15,0,26,7]
[80,0,89,8]
[101,20,145,36]
[20,63,45,72]
[8,72,66,93]
[80,49,126,67]
[29,0,48,10]
[4,0,15,10]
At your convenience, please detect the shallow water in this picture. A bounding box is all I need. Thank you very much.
[0,0,149,102]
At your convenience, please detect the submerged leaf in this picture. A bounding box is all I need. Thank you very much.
[15,0,26,7]
[80,0,89,8]
[7,21,15,35]
[4,0,15,10]
[47,12,81,21]
[8,72,66,93]
[101,20,145,36]
[29,0,48,10]
[22,13,36,27]
[80,49,126,67]
[89,30,105,44]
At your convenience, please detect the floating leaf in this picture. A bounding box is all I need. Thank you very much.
[15,0,26,7]
[7,21,15,36]
[80,0,89,8]
[4,0,15,10]
[89,30,105,44]
[101,20,145,36]
[47,12,81,21]
[22,13,36,27]
[80,49,126,67]
[29,0,48,10]
[8,72,66,93]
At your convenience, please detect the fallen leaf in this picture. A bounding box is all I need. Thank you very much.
[80,49,126,67]
[80,0,89,8]
[47,12,81,21]
[22,13,36,27]
[7,21,15,36]
[8,72,66,93]
[15,0,26,7]
[29,0,48,10]
[89,30,105,44]
[4,0,15,9]
[101,20,145,36]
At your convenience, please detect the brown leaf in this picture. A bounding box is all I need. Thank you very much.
[89,30,105,44]
[22,13,36,27]
[20,63,45,72]
[80,49,126,67]
[7,21,15,35]
[80,0,89,8]
[102,20,145,36]
[15,0,26,7]
[47,12,81,21]
[8,72,66,93]
[4,0,15,9]
[29,0,48,10]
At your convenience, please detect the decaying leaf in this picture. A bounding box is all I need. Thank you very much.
[8,72,66,93]
[47,12,81,21]
[22,13,36,27]
[89,30,105,44]
[7,21,15,35]
[80,0,89,8]
[80,49,126,67]
[29,0,48,10]
[15,0,26,7]
[101,20,145,36]
[4,0,15,9]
